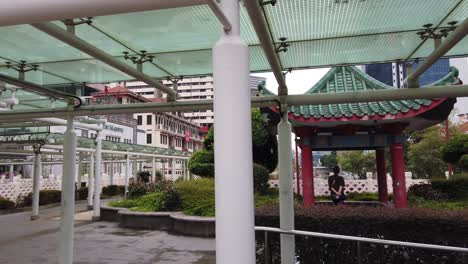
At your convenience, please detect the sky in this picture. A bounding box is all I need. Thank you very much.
[252,68,468,122]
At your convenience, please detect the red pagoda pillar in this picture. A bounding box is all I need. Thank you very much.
[301,143,314,207]
[391,143,407,208]
[376,148,388,204]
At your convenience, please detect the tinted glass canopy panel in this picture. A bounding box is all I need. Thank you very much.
[0,0,466,89]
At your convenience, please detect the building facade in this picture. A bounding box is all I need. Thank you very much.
[115,75,266,128]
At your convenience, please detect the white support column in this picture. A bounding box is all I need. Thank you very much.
[93,131,102,220]
[152,157,156,182]
[109,157,114,185]
[9,164,13,175]
[87,154,94,210]
[125,155,130,197]
[77,155,83,189]
[172,158,176,180]
[58,113,77,264]
[213,0,255,263]
[278,110,295,264]
[31,148,42,220]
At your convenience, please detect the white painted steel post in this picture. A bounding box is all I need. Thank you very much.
[213,0,255,263]
[31,149,42,220]
[152,157,156,182]
[278,110,295,263]
[87,154,94,210]
[172,158,176,180]
[125,155,130,197]
[109,157,114,185]
[93,132,102,220]
[58,113,77,264]
[9,164,13,175]
[77,155,82,189]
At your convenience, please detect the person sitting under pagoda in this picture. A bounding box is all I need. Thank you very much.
[328,166,346,205]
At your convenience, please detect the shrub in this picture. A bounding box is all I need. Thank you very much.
[459,154,468,171]
[102,185,125,197]
[432,177,468,200]
[0,196,15,210]
[255,205,468,264]
[76,187,88,200]
[441,134,468,164]
[346,192,379,201]
[18,190,62,207]
[108,199,140,208]
[188,150,215,178]
[127,182,147,198]
[407,183,448,200]
[131,192,166,212]
[253,163,270,194]
[176,178,215,217]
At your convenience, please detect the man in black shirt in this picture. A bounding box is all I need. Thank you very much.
[328,165,346,205]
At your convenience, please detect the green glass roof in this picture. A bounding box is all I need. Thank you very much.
[0,0,466,88]
[258,66,460,119]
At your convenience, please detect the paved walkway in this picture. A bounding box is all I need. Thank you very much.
[0,203,215,264]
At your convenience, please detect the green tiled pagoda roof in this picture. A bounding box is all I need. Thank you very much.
[258,66,459,121]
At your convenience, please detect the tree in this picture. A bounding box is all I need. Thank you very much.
[407,126,447,179]
[320,151,337,169]
[441,134,468,164]
[337,151,375,179]
[188,109,279,176]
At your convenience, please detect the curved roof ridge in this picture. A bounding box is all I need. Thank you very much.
[304,67,342,94]
[422,66,459,87]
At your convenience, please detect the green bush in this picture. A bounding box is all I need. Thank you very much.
[109,191,179,212]
[253,163,270,194]
[127,181,148,198]
[459,154,468,171]
[176,178,215,217]
[256,205,468,264]
[108,198,140,208]
[188,150,215,178]
[441,134,468,164]
[18,190,62,207]
[346,192,379,201]
[102,185,125,197]
[432,176,468,200]
[131,192,166,212]
[407,183,448,200]
[76,187,88,200]
[0,196,15,210]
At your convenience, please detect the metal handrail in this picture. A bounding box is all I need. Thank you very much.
[255,226,468,252]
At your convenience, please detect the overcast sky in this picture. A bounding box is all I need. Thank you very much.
[252,69,468,121]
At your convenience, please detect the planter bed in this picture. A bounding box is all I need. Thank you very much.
[99,206,215,237]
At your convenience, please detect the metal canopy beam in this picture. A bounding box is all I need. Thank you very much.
[0,84,467,121]
[0,0,206,27]
[32,22,178,101]
[244,0,288,96]
[406,17,468,88]
[0,73,81,105]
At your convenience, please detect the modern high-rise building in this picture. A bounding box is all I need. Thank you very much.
[114,75,266,128]
[364,59,452,87]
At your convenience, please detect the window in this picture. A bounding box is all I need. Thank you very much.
[147,115,152,125]
[137,115,142,125]
[146,134,152,144]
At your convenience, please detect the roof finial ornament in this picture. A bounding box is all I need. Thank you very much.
[5,60,39,80]
[123,50,155,73]
[416,21,458,40]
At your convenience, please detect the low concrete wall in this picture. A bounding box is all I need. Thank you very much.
[100,206,121,222]
[99,206,215,237]
[171,213,215,237]
[120,211,173,230]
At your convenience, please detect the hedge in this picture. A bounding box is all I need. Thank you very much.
[102,185,125,197]
[255,205,468,264]
[0,196,15,210]
[18,190,62,207]
[432,176,468,200]
[175,178,215,217]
